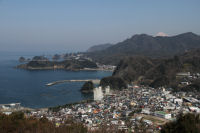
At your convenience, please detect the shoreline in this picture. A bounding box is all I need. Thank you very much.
[48,99,93,112]
[0,99,92,112]
[0,104,48,113]
[6,63,111,112]
[16,66,114,72]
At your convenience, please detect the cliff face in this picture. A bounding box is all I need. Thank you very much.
[17,59,97,70]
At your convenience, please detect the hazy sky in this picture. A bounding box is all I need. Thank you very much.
[0,0,200,53]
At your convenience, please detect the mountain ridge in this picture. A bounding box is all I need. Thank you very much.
[86,32,200,65]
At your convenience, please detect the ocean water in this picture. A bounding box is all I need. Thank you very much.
[0,52,112,108]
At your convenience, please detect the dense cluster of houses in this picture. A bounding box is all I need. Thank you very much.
[177,72,200,86]
[26,84,200,132]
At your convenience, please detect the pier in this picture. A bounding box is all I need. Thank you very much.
[46,79,100,86]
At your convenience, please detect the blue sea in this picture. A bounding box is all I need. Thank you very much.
[0,52,112,108]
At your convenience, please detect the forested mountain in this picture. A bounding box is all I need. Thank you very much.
[107,49,200,89]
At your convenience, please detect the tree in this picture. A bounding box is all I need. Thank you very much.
[161,113,200,133]
[0,112,88,133]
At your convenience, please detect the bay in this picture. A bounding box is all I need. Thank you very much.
[0,52,112,108]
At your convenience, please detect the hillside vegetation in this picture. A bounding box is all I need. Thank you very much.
[161,113,200,133]
[0,112,87,133]
[17,59,97,70]
[107,49,200,89]
[80,81,94,93]
[0,112,127,133]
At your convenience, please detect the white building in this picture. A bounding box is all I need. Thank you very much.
[93,86,103,101]
[141,108,151,115]
[154,111,171,119]
[0,103,21,110]
[173,98,183,105]
[189,107,200,113]
[105,86,111,95]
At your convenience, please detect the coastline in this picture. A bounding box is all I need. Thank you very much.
[0,60,112,111]
[48,99,93,112]
[0,99,92,113]
[0,103,48,113]
[16,66,114,72]
[81,68,114,72]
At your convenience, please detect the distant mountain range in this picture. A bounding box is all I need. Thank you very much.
[86,32,200,65]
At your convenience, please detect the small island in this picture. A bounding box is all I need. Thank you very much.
[18,56,31,63]
[80,81,94,93]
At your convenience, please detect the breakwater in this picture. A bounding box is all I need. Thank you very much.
[46,79,100,86]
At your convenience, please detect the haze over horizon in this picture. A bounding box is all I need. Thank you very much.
[0,0,200,53]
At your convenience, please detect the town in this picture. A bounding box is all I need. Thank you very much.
[28,85,200,132]
[2,86,199,132]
